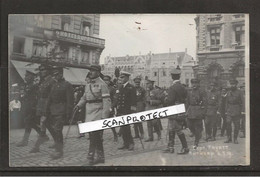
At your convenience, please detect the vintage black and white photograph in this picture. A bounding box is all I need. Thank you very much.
[8,14,249,166]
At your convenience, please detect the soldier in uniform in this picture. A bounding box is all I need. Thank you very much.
[30,64,54,153]
[16,70,41,147]
[133,76,145,139]
[103,75,118,142]
[144,79,164,142]
[186,78,206,149]
[45,66,74,159]
[162,67,189,154]
[220,86,228,137]
[204,82,221,141]
[115,71,136,150]
[75,65,111,165]
[224,79,243,144]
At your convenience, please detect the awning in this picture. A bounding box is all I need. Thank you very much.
[10,60,40,81]
[11,60,89,85]
[64,67,88,85]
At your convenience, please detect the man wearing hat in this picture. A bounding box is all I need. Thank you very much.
[75,65,111,165]
[220,86,228,137]
[144,78,164,142]
[17,70,41,147]
[44,66,74,159]
[114,70,136,150]
[186,78,206,149]
[30,64,54,153]
[103,75,118,142]
[204,81,221,141]
[162,67,189,154]
[133,76,145,139]
[224,79,243,144]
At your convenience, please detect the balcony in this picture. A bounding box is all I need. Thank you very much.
[207,15,223,25]
[231,42,245,50]
[55,30,105,49]
[206,45,223,51]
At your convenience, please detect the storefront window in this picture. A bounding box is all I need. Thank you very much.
[13,37,25,54]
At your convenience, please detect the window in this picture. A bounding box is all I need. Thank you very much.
[210,27,220,46]
[162,70,166,76]
[235,65,244,77]
[81,50,89,63]
[209,67,221,78]
[235,25,245,45]
[13,37,25,54]
[32,40,48,57]
[62,23,70,31]
[81,23,90,36]
[154,72,157,76]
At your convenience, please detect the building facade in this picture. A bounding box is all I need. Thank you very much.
[103,49,195,88]
[9,14,105,85]
[194,14,246,89]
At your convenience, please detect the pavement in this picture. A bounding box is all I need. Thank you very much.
[9,119,248,167]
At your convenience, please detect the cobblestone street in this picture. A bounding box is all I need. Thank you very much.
[10,119,248,167]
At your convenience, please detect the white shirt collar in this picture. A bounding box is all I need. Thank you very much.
[123,82,129,88]
[172,80,180,85]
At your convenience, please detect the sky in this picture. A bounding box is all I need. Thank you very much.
[99,14,197,64]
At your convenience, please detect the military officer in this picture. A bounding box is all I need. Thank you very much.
[133,76,145,139]
[220,86,228,137]
[103,75,118,142]
[30,64,54,153]
[44,66,74,159]
[115,71,136,151]
[144,79,164,142]
[186,78,206,149]
[17,70,41,147]
[75,65,111,165]
[205,82,221,141]
[163,67,189,154]
[224,79,243,144]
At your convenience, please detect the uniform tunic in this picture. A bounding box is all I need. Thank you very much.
[46,78,74,151]
[77,77,111,159]
[225,88,243,140]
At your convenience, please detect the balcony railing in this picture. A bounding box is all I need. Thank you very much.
[231,42,245,50]
[208,15,223,23]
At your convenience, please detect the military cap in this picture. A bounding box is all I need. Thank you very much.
[133,76,142,83]
[52,66,63,75]
[119,70,131,77]
[89,64,101,72]
[191,78,200,83]
[103,75,112,81]
[25,70,37,76]
[170,67,181,75]
[229,79,238,84]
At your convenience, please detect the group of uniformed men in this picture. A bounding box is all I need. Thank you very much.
[16,63,245,165]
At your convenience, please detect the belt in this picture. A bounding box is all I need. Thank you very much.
[86,99,102,103]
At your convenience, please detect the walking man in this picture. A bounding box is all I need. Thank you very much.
[204,82,221,141]
[144,79,164,142]
[186,78,206,149]
[162,67,189,154]
[17,70,41,147]
[75,65,111,165]
[46,66,74,159]
[224,79,243,144]
[30,64,54,153]
[115,71,136,150]
[133,76,145,139]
